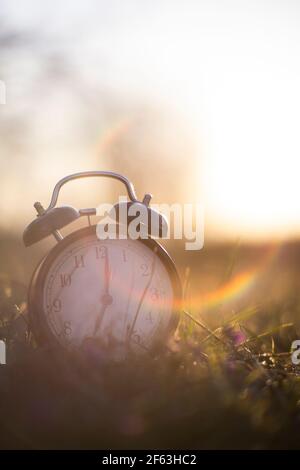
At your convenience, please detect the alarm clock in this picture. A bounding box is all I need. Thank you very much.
[23,171,182,358]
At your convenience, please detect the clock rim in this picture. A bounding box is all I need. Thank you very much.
[28,225,182,352]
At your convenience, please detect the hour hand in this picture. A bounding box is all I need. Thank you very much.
[93,294,113,336]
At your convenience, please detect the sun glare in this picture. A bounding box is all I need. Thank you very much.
[148,1,300,240]
[2,0,300,241]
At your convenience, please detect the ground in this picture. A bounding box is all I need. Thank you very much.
[0,234,300,449]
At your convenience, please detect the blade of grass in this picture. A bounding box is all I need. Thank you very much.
[200,306,260,344]
[242,322,293,345]
[224,305,260,326]
[183,310,228,345]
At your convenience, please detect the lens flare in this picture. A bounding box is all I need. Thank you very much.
[189,243,281,311]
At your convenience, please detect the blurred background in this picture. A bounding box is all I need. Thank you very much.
[0,0,300,330]
[2,0,300,451]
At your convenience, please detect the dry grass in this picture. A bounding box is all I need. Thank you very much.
[0,236,300,449]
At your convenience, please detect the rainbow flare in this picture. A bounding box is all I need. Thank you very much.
[188,243,281,311]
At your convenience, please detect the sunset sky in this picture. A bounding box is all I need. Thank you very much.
[1,0,300,241]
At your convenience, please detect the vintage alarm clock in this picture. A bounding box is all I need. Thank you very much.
[23,171,182,358]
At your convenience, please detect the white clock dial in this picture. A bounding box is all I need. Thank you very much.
[42,234,175,355]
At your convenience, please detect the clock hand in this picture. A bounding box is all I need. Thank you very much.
[93,247,113,335]
[93,302,109,336]
[127,252,156,343]
[104,246,110,294]
[123,265,135,332]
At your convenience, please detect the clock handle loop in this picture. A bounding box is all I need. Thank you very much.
[46,171,138,212]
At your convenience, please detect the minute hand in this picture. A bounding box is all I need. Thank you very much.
[104,248,110,294]
[127,254,156,342]
[94,248,113,335]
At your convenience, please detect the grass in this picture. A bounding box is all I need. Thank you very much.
[0,238,300,449]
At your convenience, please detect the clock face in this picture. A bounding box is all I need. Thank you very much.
[41,232,177,356]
